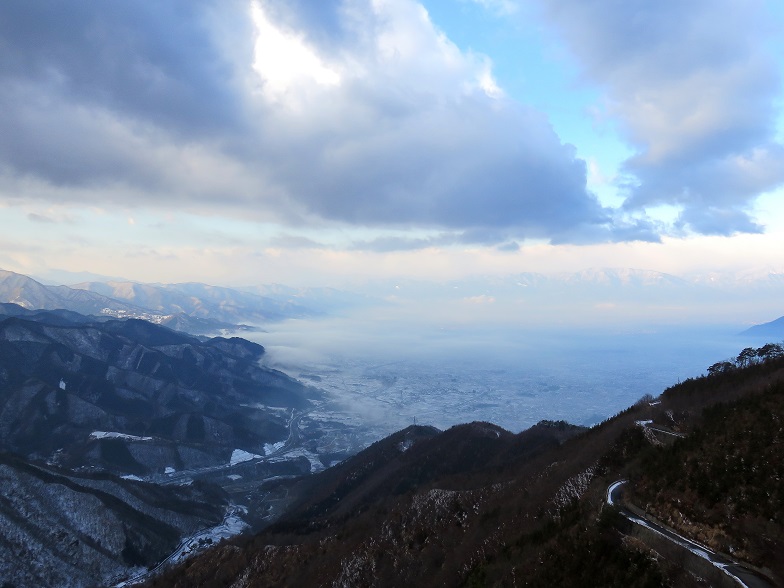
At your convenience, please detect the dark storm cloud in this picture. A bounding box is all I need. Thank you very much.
[539,0,784,235]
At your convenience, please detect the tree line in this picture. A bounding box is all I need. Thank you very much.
[706,342,784,376]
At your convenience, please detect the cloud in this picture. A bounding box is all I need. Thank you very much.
[537,0,784,235]
[463,294,496,304]
[5,0,777,247]
[0,0,619,247]
[244,0,611,241]
[0,1,241,136]
[27,212,56,224]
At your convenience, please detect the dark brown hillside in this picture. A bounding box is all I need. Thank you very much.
[148,346,784,587]
[269,419,585,536]
[629,379,784,581]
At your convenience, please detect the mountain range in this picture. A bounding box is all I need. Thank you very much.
[69,280,315,325]
[0,302,365,586]
[0,269,323,334]
[5,266,784,333]
[0,303,315,475]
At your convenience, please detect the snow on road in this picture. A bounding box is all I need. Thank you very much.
[607,481,758,588]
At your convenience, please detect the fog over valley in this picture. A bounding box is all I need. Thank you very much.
[253,307,775,434]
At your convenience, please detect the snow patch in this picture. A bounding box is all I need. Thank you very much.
[229,449,262,466]
[552,465,597,512]
[164,467,175,474]
[398,440,413,452]
[263,441,286,455]
[90,431,154,441]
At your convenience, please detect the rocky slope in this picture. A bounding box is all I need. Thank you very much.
[0,451,227,587]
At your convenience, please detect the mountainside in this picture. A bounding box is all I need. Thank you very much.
[0,308,315,476]
[0,452,226,588]
[0,269,147,317]
[148,347,784,587]
[0,306,376,586]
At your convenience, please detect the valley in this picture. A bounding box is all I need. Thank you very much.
[0,267,783,586]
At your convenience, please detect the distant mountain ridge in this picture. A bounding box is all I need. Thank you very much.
[741,315,784,337]
[70,280,315,324]
[8,266,784,332]
[0,269,323,333]
[0,269,148,317]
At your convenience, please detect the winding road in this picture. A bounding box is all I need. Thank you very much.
[607,481,774,588]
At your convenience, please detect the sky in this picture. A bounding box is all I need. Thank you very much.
[1,0,784,289]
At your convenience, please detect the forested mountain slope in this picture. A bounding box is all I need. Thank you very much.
[0,451,227,587]
[0,307,324,586]
[0,309,315,475]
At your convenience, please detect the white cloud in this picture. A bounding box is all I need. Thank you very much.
[250,2,341,100]
[0,0,610,245]
[538,0,784,235]
[6,0,779,250]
